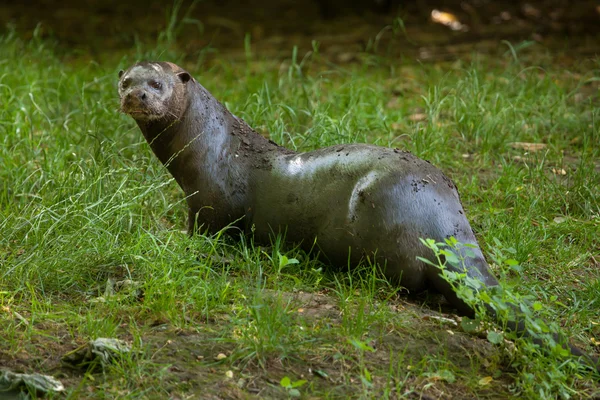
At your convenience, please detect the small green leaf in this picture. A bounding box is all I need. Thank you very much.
[445,271,459,281]
[478,376,493,386]
[519,303,531,315]
[363,368,372,382]
[441,249,459,265]
[291,379,307,388]
[312,369,329,379]
[438,369,456,383]
[445,236,458,246]
[347,338,375,352]
[487,331,504,344]
[464,248,476,258]
[532,302,543,311]
[280,376,291,388]
[509,264,522,273]
[461,317,480,333]
[529,318,542,333]
[416,256,439,267]
[279,254,289,268]
[423,369,456,383]
[288,388,301,397]
[279,253,300,268]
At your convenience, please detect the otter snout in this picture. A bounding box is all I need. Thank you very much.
[122,89,147,106]
[120,89,151,118]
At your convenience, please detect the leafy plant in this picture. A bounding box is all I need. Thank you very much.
[279,376,307,398]
[418,236,592,398]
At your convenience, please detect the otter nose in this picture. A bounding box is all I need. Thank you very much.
[122,89,148,109]
[124,89,147,104]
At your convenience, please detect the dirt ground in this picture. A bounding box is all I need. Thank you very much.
[0,289,513,399]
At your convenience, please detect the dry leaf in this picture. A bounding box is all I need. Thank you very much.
[408,113,427,122]
[13,311,29,325]
[0,371,65,394]
[532,33,544,42]
[422,315,458,326]
[512,155,531,163]
[509,142,547,152]
[386,97,400,109]
[431,9,466,31]
[337,52,356,63]
[522,3,541,18]
[390,122,403,131]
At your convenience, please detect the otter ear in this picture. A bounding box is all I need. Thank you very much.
[177,71,191,83]
[118,69,124,79]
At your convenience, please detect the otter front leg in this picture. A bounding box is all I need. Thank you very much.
[187,209,198,235]
[187,208,213,235]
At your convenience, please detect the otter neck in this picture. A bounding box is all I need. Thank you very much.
[137,118,185,166]
[137,82,285,220]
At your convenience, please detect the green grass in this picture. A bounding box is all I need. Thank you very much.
[1,24,600,399]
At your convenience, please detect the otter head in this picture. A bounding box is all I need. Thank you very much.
[118,61,192,124]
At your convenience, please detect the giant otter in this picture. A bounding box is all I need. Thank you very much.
[118,61,598,371]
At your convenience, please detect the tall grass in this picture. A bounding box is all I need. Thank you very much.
[1,28,599,398]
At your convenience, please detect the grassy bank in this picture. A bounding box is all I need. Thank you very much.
[1,28,599,399]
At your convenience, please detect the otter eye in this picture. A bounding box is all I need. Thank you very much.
[121,78,131,89]
[149,80,162,90]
